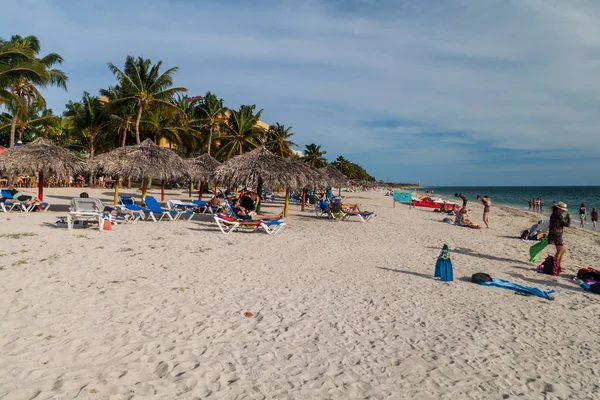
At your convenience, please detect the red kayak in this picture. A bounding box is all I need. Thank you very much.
[413,196,460,210]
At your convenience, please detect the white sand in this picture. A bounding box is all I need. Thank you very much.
[1,188,599,399]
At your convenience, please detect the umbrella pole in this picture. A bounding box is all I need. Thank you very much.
[141,178,148,206]
[213,185,217,197]
[189,181,193,198]
[339,187,341,197]
[38,170,43,201]
[301,188,306,211]
[161,179,165,201]
[113,177,119,205]
[284,188,290,217]
[256,177,262,214]
[199,181,204,200]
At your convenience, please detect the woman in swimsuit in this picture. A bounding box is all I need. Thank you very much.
[548,202,570,268]
[478,195,491,229]
[578,203,586,228]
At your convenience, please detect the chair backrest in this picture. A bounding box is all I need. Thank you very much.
[330,198,342,213]
[119,196,136,206]
[317,200,329,212]
[70,198,104,213]
[1,189,14,199]
[143,196,164,212]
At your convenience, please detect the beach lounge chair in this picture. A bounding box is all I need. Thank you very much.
[192,199,224,214]
[144,196,180,222]
[0,189,50,212]
[67,198,111,231]
[343,211,377,223]
[213,213,285,235]
[315,200,329,218]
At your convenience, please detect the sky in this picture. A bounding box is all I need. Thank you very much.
[2,0,600,185]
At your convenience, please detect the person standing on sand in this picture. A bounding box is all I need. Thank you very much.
[591,207,598,231]
[540,198,544,213]
[578,203,586,228]
[548,202,570,269]
[477,195,492,229]
[454,193,467,210]
[528,199,533,211]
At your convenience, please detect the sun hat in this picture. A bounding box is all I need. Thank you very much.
[555,202,568,211]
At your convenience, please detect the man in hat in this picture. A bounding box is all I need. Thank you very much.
[549,202,571,268]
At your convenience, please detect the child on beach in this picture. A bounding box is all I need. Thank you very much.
[591,208,598,231]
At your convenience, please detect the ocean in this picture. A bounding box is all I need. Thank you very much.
[426,186,600,229]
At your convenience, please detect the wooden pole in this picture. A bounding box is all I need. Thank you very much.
[141,178,148,206]
[199,181,204,200]
[189,181,193,198]
[37,170,43,201]
[284,188,290,217]
[161,179,165,201]
[301,188,306,211]
[113,177,120,205]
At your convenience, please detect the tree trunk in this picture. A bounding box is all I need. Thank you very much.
[18,125,24,142]
[9,115,17,148]
[135,104,143,144]
[88,140,95,187]
[121,130,127,147]
[207,125,213,156]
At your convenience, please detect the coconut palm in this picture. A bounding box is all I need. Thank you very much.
[171,95,204,156]
[64,92,110,159]
[217,105,263,160]
[196,91,227,156]
[0,102,57,143]
[302,143,327,168]
[140,109,182,148]
[107,56,187,144]
[0,35,67,148]
[265,122,297,157]
[41,116,73,145]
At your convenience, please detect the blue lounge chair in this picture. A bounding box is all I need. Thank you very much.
[144,196,180,222]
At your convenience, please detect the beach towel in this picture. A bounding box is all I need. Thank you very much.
[529,236,549,263]
[476,278,555,300]
[579,281,600,295]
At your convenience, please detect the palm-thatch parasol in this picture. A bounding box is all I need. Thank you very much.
[93,139,188,204]
[186,153,221,199]
[0,137,87,201]
[212,146,314,216]
[319,165,348,196]
[285,157,326,211]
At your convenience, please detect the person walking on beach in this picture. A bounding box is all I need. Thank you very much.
[578,203,586,228]
[539,198,544,213]
[528,198,533,211]
[548,202,570,269]
[477,195,492,229]
[454,193,467,210]
[591,207,598,231]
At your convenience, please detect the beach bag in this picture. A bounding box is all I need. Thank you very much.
[529,236,549,263]
[537,256,560,276]
[471,273,492,283]
[102,219,112,231]
[330,198,342,213]
[577,268,599,281]
[590,283,600,294]
[442,217,454,224]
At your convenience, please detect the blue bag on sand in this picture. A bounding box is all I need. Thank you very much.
[434,244,453,282]
[477,278,555,300]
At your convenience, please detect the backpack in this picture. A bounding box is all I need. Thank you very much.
[577,268,600,281]
[537,256,561,276]
[471,273,492,283]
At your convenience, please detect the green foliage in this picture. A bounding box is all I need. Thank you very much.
[302,143,327,168]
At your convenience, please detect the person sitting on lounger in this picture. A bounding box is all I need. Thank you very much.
[208,193,225,207]
[10,189,42,206]
[79,192,145,219]
[233,198,282,221]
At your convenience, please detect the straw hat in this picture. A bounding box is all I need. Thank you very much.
[555,202,568,211]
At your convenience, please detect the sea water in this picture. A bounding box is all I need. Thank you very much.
[427,186,600,229]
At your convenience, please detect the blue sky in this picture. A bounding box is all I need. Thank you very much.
[3,0,600,185]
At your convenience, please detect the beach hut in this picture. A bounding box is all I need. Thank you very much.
[93,139,188,204]
[0,137,87,201]
[186,153,221,199]
[319,165,348,197]
[211,146,313,217]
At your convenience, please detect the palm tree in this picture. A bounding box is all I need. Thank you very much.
[265,122,297,157]
[108,56,187,144]
[171,95,203,156]
[218,105,262,159]
[196,91,227,156]
[100,85,136,147]
[140,109,182,148]
[0,102,57,143]
[64,92,110,159]
[41,116,73,145]
[302,143,327,168]
[0,35,67,148]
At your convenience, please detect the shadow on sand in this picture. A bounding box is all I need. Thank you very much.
[376,267,437,281]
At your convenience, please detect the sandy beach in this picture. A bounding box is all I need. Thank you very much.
[1,188,599,399]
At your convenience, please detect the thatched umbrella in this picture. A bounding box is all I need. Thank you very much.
[0,137,87,201]
[186,153,221,199]
[212,146,313,217]
[93,139,188,204]
[319,165,348,197]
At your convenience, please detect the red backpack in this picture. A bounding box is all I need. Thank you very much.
[537,256,561,276]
